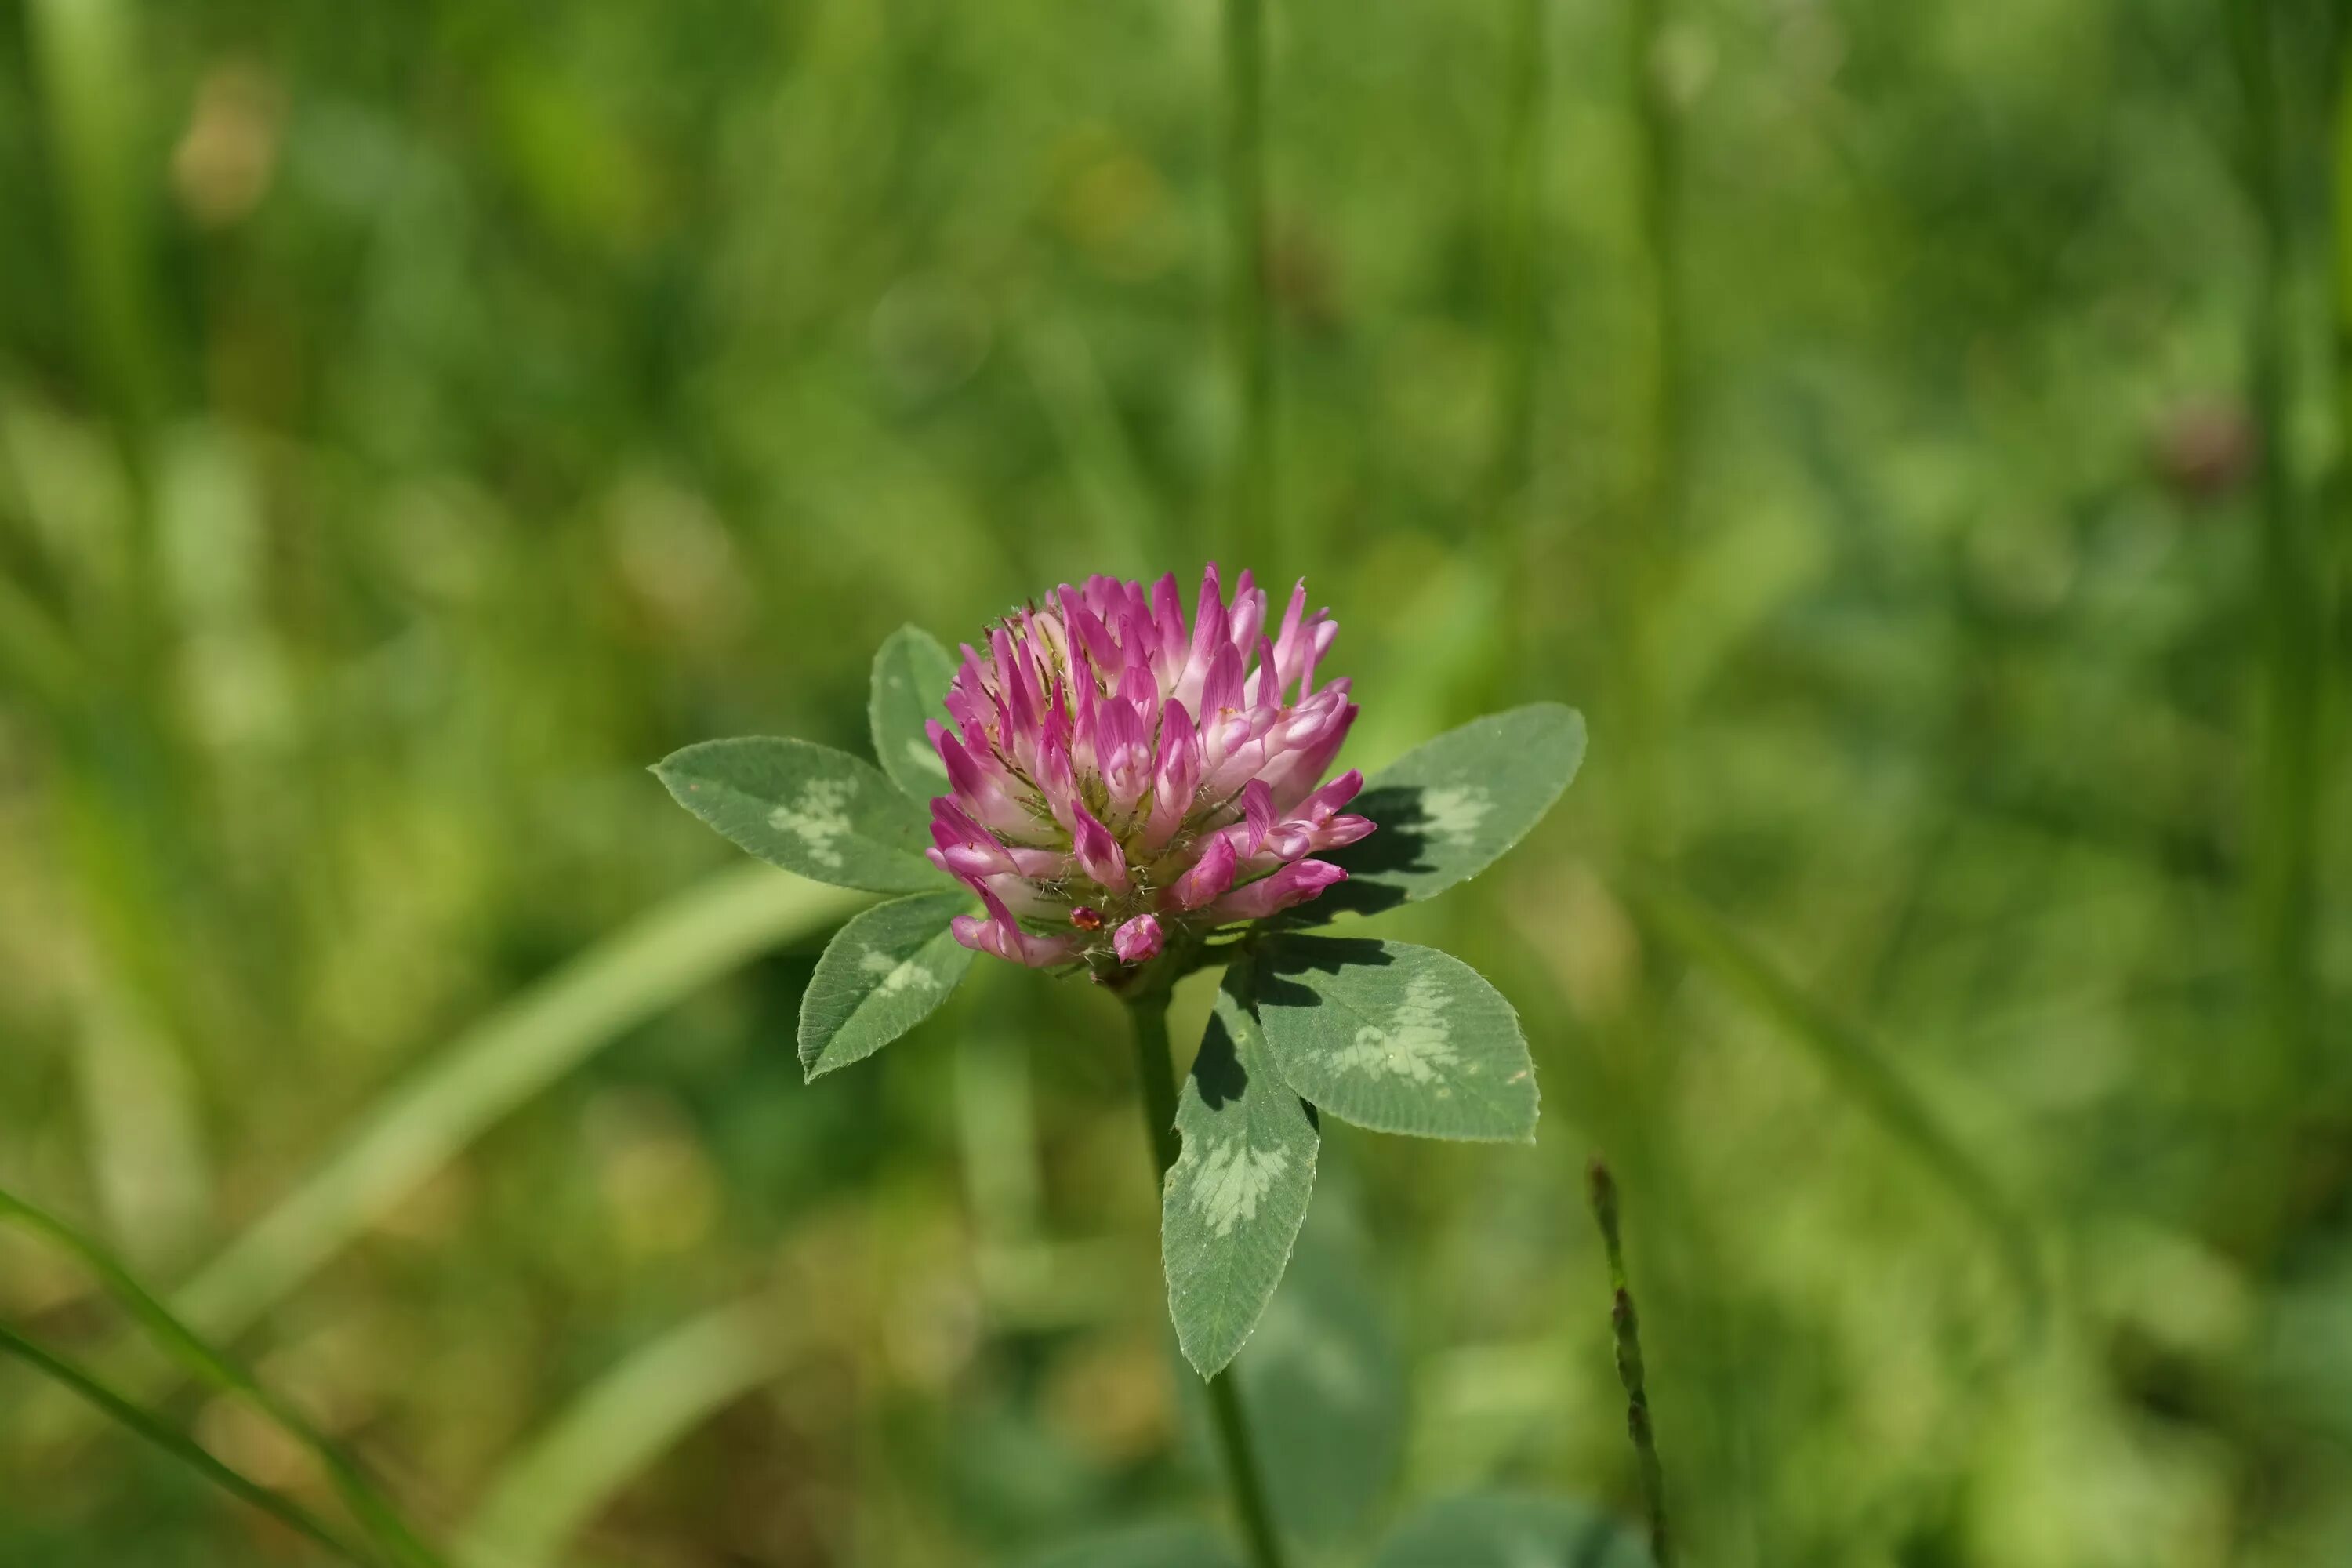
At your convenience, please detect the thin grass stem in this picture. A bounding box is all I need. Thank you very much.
[0,1323,379,1567]
[1587,1158,1674,1568]
[0,1187,441,1567]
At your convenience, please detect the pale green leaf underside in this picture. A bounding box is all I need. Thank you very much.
[1019,1522,1242,1568]
[1254,937,1538,1142]
[1313,702,1586,920]
[1163,962,1319,1379]
[869,624,959,804]
[1374,1494,1651,1568]
[798,892,975,1079]
[655,737,938,893]
[1233,1181,1404,1546]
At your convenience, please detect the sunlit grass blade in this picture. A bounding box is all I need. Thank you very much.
[172,866,864,1345]
[455,1300,786,1568]
[28,868,858,1448]
[27,0,164,476]
[0,1185,442,1568]
[1622,877,2047,1328]
[68,980,213,1274]
[0,1322,377,1566]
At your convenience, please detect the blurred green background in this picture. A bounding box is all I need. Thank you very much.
[2,0,2348,1563]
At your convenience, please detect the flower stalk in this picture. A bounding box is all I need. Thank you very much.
[1124,987,1289,1568]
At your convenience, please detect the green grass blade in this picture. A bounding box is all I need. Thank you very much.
[1493,0,1548,519]
[2230,0,2325,1098]
[0,1323,378,1566]
[455,1300,785,1568]
[173,866,865,1345]
[26,0,165,466]
[1221,0,1274,561]
[1624,877,2046,1329]
[1488,0,1552,695]
[0,1185,443,1568]
[1019,320,1160,578]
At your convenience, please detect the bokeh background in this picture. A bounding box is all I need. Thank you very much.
[2,0,2349,1563]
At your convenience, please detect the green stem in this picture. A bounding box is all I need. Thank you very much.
[1495,0,1548,517]
[1492,0,1551,693]
[1617,0,1682,863]
[2336,25,2352,586]
[1124,994,1289,1568]
[1223,0,1274,559]
[1628,0,1682,530]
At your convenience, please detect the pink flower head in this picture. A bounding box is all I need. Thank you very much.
[931,565,1365,971]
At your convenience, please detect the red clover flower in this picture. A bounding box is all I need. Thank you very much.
[927,565,1373,973]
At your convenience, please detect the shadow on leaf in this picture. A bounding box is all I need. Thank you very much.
[1194,1003,1321,1124]
[1191,1007,1249,1110]
[1283,785,1432,921]
[1253,936,1396,1008]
